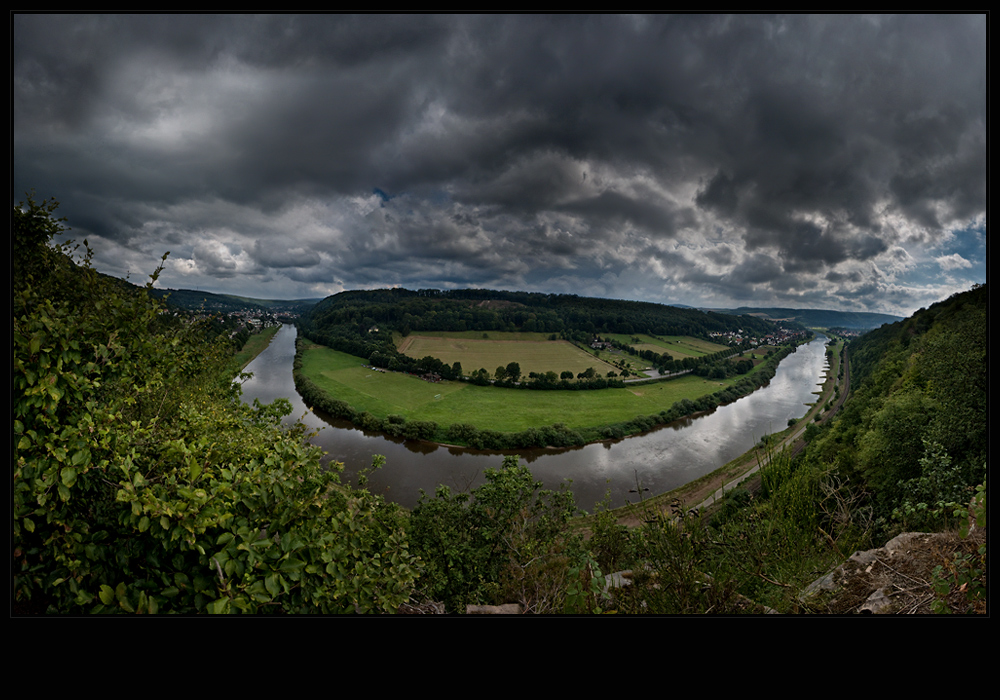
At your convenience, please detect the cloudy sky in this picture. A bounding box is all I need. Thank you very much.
[14,15,985,316]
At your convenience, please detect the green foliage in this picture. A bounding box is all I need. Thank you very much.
[802,285,986,528]
[588,492,642,573]
[930,481,986,614]
[563,553,609,614]
[408,456,583,613]
[610,510,744,614]
[13,196,418,613]
[892,440,976,531]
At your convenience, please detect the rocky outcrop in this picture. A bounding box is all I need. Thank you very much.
[799,530,985,614]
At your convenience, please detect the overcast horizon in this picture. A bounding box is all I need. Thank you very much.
[14,15,985,317]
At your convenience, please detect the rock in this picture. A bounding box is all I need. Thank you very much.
[397,600,447,614]
[465,603,523,614]
[799,530,984,614]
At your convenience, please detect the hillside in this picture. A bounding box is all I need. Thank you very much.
[804,284,986,522]
[149,287,320,314]
[578,284,986,613]
[713,306,903,329]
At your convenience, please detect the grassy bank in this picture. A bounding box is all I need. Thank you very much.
[234,325,279,370]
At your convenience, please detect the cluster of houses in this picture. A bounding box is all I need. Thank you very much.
[710,327,807,346]
[228,308,289,327]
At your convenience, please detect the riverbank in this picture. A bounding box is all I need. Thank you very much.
[590,334,848,529]
[293,334,805,451]
[233,325,280,370]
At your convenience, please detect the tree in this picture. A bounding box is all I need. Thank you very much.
[505,361,521,382]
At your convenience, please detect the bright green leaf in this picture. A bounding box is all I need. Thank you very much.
[99,585,115,605]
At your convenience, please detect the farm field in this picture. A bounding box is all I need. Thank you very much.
[300,341,771,434]
[397,334,616,378]
[605,333,729,360]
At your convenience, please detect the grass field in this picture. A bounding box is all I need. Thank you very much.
[398,334,616,378]
[300,341,770,434]
[605,333,729,360]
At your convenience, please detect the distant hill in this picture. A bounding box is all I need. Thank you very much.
[149,287,320,314]
[305,288,782,341]
[710,306,902,329]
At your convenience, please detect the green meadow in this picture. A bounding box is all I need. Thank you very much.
[300,341,768,434]
[605,333,729,360]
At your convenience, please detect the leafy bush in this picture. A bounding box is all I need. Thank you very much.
[13,196,418,613]
[930,481,986,614]
[408,456,583,613]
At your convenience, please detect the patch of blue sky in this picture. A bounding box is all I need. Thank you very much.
[937,220,986,264]
[896,259,983,289]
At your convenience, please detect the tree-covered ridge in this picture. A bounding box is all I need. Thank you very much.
[717,306,903,329]
[149,287,320,314]
[800,283,986,526]
[303,287,780,341]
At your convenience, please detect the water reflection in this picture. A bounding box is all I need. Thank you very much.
[240,325,828,512]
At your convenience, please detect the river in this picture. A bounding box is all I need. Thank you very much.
[239,325,829,512]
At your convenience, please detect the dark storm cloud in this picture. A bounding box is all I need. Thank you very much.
[13,14,985,316]
[251,239,320,269]
[557,191,684,238]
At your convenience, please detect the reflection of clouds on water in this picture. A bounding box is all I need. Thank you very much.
[241,326,828,510]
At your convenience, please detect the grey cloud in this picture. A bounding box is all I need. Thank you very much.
[704,244,735,267]
[13,14,985,315]
[251,239,320,269]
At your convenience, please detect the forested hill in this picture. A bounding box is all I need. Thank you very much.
[304,288,780,340]
[714,307,902,329]
[797,283,986,527]
[148,287,320,314]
